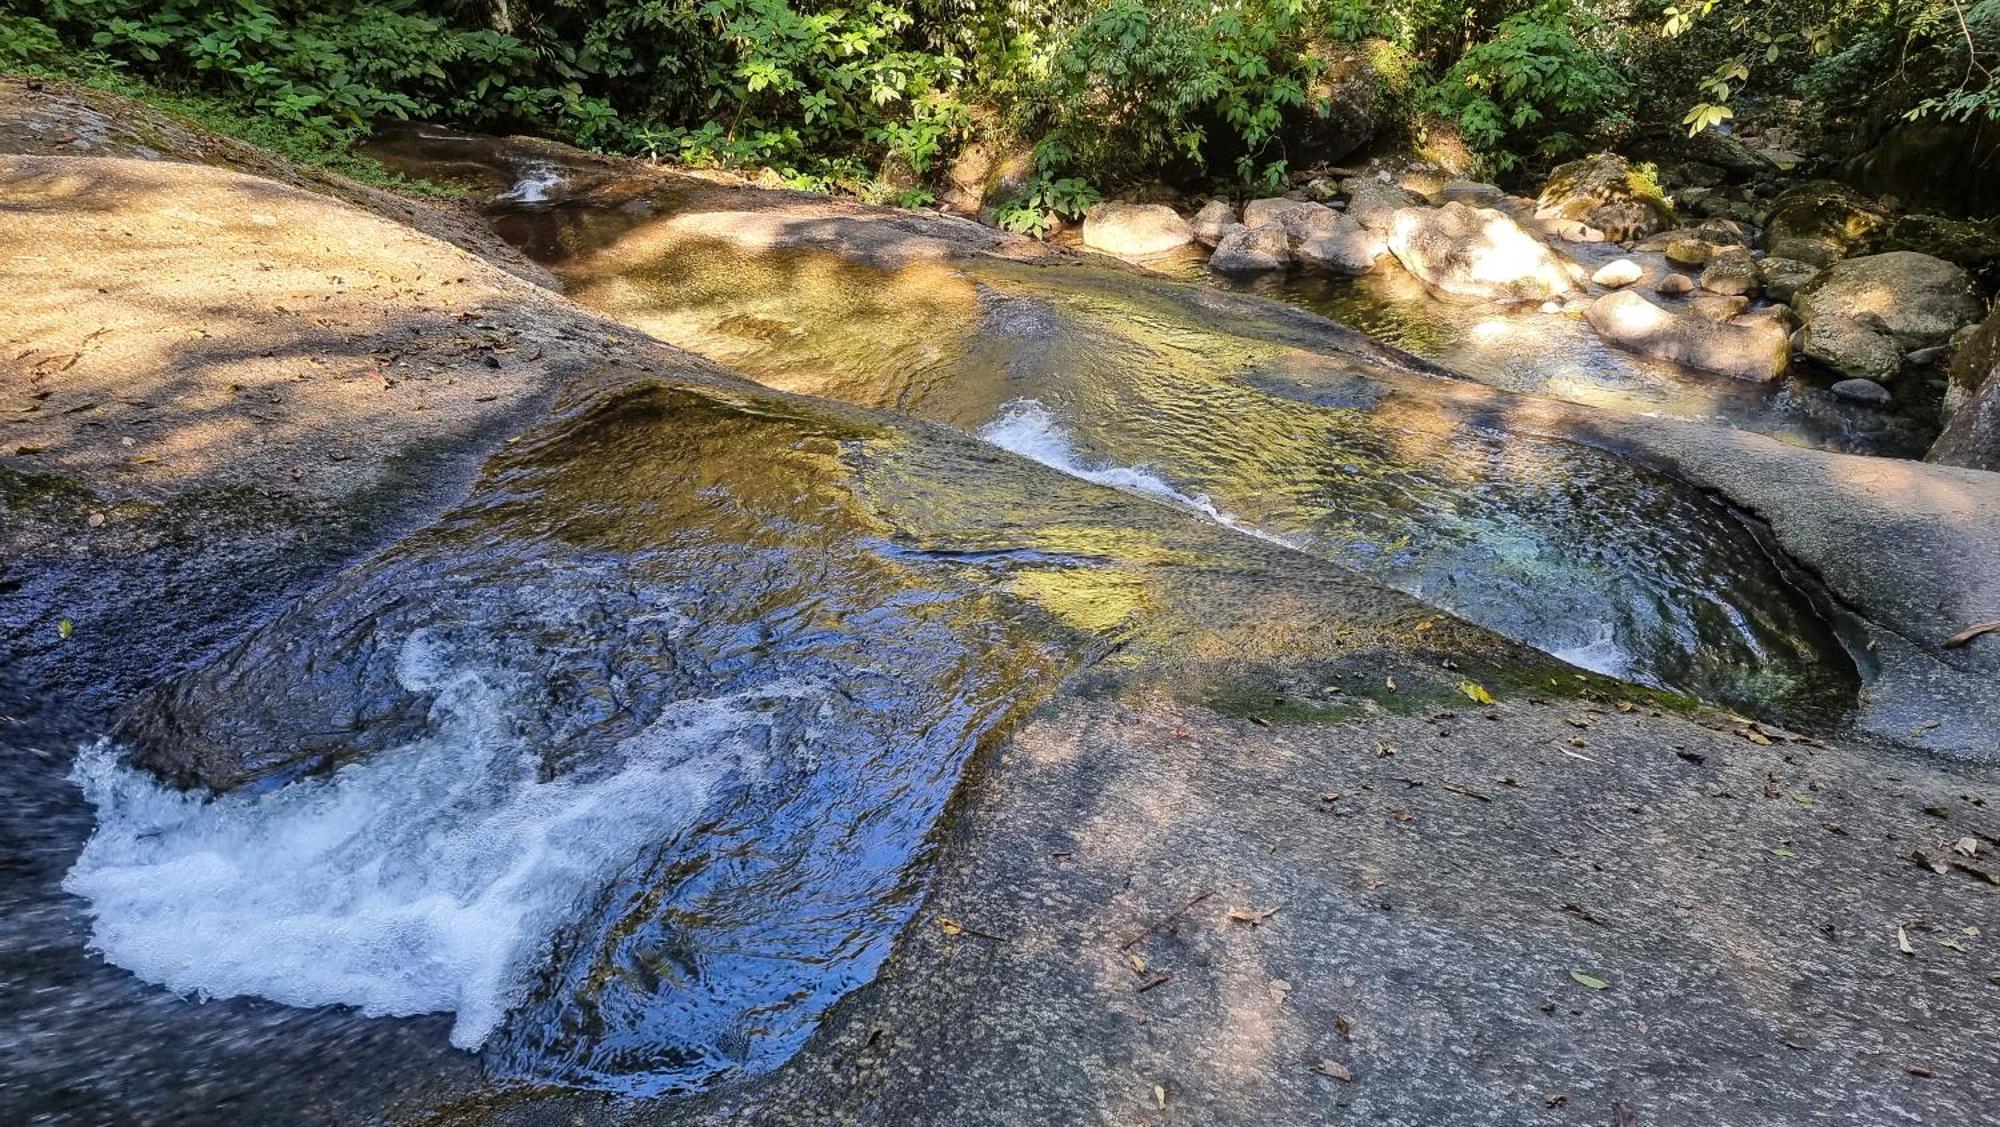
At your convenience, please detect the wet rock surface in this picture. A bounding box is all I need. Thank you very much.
[6,97,2000,1127]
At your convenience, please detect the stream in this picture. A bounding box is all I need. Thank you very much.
[8,127,1890,1119]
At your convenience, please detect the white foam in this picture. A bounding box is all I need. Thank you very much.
[63,632,805,1048]
[1551,619,1636,681]
[978,399,1290,546]
[495,164,565,204]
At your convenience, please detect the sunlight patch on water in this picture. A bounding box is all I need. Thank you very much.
[63,632,813,1050]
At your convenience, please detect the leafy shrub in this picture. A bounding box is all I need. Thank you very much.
[992,171,1100,235]
[1427,0,1630,170]
[1028,0,1322,189]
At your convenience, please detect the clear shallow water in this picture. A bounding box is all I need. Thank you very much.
[1193,260,1936,458]
[60,385,1091,1098]
[29,139,1868,1116]
[521,221,1855,722]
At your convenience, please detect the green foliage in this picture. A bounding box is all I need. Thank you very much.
[1027,0,1319,188]
[1427,0,1629,170]
[0,9,64,63]
[12,0,2000,202]
[993,171,1100,235]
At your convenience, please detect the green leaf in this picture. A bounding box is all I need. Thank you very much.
[1570,970,1608,990]
[1458,681,1496,705]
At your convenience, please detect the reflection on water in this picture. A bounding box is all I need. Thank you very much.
[511,214,1854,722]
[1202,265,1934,458]
[68,386,1092,1096]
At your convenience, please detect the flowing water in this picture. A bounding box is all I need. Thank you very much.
[502,215,1856,722]
[1179,251,1937,458]
[13,133,1878,1119]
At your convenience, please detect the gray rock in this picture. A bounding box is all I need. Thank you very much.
[1585,290,1791,381]
[1080,202,1194,258]
[1794,252,1983,347]
[1344,178,1430,231]
[1296,221,1388,275]
[1384,202,1578,303]
[1208,223,1290,273]
[1800,317,1906,382]
[1277,201,1350,244]
[1534,152,1677,241]
[1700,246,1759,296]
[1931,307,2000,470]
[1793,251,1984,381]
[1756,257,1818,304]
[1436,180,1505,207]
[1190,199,1236,247]
[1830,377,1893,404]
[1243,197,1320,230]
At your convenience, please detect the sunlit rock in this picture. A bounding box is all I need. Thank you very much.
[1081,202,1193,258]
[1590,258,1644,288]
[1191,199,1235,247]
[1794,251,1983,381]
[1386,202,1579,303]
[1765,180,1891,267]
[1534,152,1677,241]
[1585,290,1790,381]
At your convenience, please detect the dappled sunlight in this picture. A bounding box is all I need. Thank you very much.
[2,156,602,508]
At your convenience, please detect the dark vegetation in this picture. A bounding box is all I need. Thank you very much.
[5,0,2000,223]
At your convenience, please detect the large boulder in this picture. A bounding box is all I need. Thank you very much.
[1764,180,1891,267]
[1243,197,1322,230]
[1344,177,1430,231]
[1881,213,2000,282]
[1848,119,2000,220]
[1534,152,1677,241]
[1932,309,2000,470]
[1296,217,1389,275]
[1208,223,1290,274]
[1385,202,1578,303]
[1080,201,1193,258]
[1585,290,1790,381]
[1792,251,1984,380]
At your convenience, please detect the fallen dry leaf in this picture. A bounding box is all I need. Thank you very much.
[1943,621,2000,648]
[1313,1058,1354,1082]
[1226,905,1281,926]
[1897,926,1917,956]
